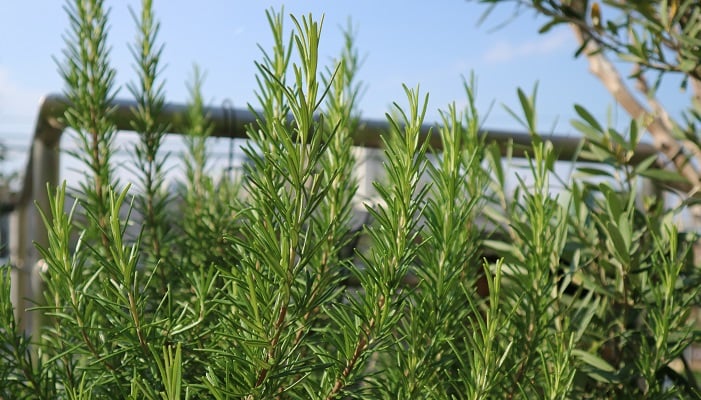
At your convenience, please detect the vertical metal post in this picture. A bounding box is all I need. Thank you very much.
[25,137,60,335]
[9,201,28,329]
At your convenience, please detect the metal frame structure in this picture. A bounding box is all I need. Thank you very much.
[5,93,660,335]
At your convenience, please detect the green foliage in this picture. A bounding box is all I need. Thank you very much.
[472,0,701,194]
[562,104,701,399]
[126,0,172,292]
[1,1,700,399]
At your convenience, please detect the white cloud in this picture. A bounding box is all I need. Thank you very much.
[482,30,570,64]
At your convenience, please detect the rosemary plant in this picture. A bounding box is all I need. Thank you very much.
[202,10,362,397]
[1,0,700,398]
[58,0,118,251]
[127,0,172,290]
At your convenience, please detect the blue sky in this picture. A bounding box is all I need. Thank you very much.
[0,1,690,178]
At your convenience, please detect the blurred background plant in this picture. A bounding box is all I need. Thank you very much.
[472,0,701,217]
